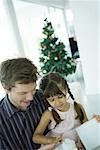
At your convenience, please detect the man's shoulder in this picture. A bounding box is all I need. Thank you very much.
[0,97,5,107]
[34,89,43,96]
[0,97,7,121]
[0,96,8,117]
[32,89,47,109]
[33,89,44,101]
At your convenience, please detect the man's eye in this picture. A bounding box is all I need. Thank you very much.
[20,93,25,95]
[20,92,26,95]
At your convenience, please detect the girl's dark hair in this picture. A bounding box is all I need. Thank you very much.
[65,81,84,123]
[40,72,85,125]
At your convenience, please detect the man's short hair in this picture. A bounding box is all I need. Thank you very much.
[0,58,38,90]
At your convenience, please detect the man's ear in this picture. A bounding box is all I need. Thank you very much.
[1,83,9,93]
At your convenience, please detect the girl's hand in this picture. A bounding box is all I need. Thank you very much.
[38,135,63,150]
[46,134,63,145]
[93,114,100,122]
[38,143,56,150]
[55,134,63,143]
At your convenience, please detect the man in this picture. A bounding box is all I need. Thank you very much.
[0,58,55,150]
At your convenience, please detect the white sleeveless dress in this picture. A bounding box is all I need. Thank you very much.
[47,103,81,150]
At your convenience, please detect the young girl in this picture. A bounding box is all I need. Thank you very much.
[33,73,99,150]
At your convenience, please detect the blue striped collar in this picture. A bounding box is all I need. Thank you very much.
[3,95,19,117]
[2,90,41,117]
[3,94,37,117]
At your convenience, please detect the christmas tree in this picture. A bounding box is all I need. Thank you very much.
[39,18,76,77]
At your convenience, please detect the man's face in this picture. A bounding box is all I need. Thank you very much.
[8,82,36,110]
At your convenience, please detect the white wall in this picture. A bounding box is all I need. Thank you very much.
[69,0,100,95]
[0,0,25,61]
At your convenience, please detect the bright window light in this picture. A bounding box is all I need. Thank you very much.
[66,9,74,22]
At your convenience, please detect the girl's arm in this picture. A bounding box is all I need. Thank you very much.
[32,110,62,144]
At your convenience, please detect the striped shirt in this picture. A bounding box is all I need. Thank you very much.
[0,90,47,150]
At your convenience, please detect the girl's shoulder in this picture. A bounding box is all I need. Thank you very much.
[43,109,54,121]
[43,109,52,116]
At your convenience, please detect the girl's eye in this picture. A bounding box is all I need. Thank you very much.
[48,99,55,102]
[58,95,64,99]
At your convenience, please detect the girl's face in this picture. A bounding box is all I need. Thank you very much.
[47,92,69,112]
